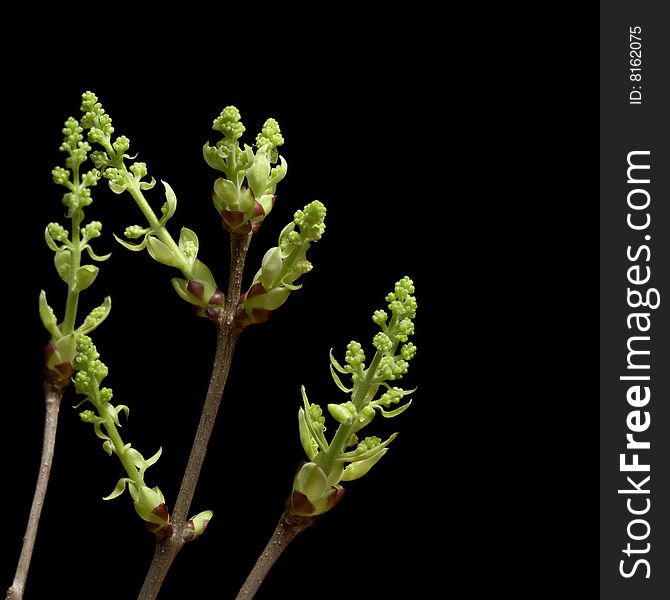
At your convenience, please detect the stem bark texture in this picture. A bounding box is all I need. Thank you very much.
[6,381,64,600]
[235,511,315,600]
[137,231,252,600]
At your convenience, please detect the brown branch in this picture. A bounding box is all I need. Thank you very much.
[6,380,65,600]
[235,511,315,600]
[137,231,252,600]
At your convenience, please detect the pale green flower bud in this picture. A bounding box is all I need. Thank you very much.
[132,485,172,540]
[246,148,271,199]
[44,333,76,385]
[289,462,345,518]
[184,510,213,542]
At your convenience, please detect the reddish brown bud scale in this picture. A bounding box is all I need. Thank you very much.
[144,503,173,541]
[245,282,266,299]
[329,487,345,510]
[44,340,56,362]
[249,308,272,323]
[183,515,211,542]
[234,306,272,325]
[145,521,173,541]
[187,280,205,300]
[44,341,74,383]
[152,503,169,521]
[290,491,315,516]
[44,364,74,386]
[221,210,248,233]
[252,200,265,218]
[209,289,224,305]
[55,363,75,379]
[235,281,275,324]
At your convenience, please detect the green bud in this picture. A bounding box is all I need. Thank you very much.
[344,341,365,369]
[294,200,326,242]
[99,387,113,403]
[73,264,99,292]
[54,248,71,281]
[375,386,410,408]
[82,221,102,240]
[74,334,96,359]
[130,161,148,179]
[90,150,109,169]
[81,169,101,187]
[60,117,84,152]
[242,284,291,312]
[146,236,181,268]
[295,463,329,506]
[132,485,172,540]
[184,510,213,542]
[171,259,224,320]
[355,405,376,430]
[256,193,276,217]
[46,222,68,244]
[80,92,114,137]
[401,342,417,360]
[206,109,287,232]
[373,332,393,353]
[178,227,199,263]
[386,277,417,319]
[114,136,131,154]
[246,148,271,199]
[212,180,256,228]
[255,117,284,151]
[52,166,70,185]
[77,296,112,335]
[44,333,76,384]
[124,225,150,239]
[372,309,388,326]
[103,167,127,194]
[396,318,415,341]
[259,246,283,290]
[213,106,245,140]
[87,128,104,144]
[212,177,240,212]
[79,410,97,423]
[327,402,355,424]
[289,462,344,518]
[378,356,400,380]
[278,222,297,255]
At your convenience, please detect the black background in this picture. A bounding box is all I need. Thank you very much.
[0,7,604,600]
[1,16,446,600]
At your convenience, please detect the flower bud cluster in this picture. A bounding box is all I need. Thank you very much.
[71,335,174,539]
[78,92,155,197]
[41,109,112,383]
[290,278,418,518]
[236,201,326,325]
[204,106,287,233]
[77,92,223,320]
[53,114,102,218]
